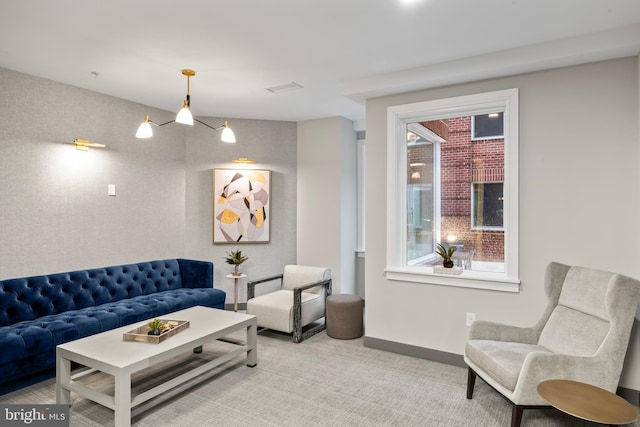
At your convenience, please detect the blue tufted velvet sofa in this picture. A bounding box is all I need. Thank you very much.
[0,258,225,392]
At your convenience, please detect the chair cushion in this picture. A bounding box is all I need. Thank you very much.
[246,289,324,333]
[537,305,609,356]
[282,265,330,294]
[466,340,551,391]
[558,267,614,319]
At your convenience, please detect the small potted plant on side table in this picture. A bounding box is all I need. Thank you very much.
[225,249,248,276]
[224,249,248,312]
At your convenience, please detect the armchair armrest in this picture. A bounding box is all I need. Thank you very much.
[292,278,332,343]
[469,320,538,344]
[247,274,283,300]
[293,279,333,295]
[514,352,609,405]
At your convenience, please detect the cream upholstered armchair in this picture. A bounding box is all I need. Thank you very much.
[465,262,640,427]
[246,265,331,343]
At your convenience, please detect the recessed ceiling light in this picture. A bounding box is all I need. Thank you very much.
[266,82,303,93]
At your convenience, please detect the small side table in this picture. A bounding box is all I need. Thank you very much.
[537,379,638,426]
[226,273,246,312]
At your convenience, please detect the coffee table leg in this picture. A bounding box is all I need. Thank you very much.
[247,321,257,367]
[114,371,132,427]
[55,349,71,405]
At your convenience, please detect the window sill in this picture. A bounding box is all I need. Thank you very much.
[384,267,520,293]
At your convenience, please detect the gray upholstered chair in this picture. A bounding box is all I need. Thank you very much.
[246,265,332,343]
[465,262,640,427]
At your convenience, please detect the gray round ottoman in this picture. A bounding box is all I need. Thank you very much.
[326,294,364,339]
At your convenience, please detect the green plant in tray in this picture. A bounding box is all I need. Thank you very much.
[148,319,163,336]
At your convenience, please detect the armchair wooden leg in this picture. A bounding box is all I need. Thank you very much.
[466,367,477,399]
[511,405,524,427]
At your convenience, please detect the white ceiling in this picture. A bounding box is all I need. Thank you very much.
[1,0,639,124]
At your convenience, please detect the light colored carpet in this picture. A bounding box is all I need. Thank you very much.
[1,329,638,427]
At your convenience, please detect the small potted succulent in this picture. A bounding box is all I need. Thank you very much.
[436,243,457,268]
[147,319,163,336]
[225,249,248,276]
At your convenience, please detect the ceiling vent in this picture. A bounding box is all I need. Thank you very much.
[266,82,303,93]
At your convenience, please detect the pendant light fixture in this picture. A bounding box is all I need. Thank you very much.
[136,69,236,143]
[175,69,194,125]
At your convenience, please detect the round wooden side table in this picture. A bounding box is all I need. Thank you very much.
[537,379,638,426]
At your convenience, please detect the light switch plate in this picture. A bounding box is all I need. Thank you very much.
[108,184,116,196]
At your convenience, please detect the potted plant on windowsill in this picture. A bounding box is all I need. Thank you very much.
[436,243,457,268]
[225,249,248,276]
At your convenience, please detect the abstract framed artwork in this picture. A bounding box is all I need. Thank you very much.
[213,168,271,243]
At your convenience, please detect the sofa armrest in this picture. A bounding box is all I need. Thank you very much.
[177,259,213,289]
[469,320,538,344]
[247,274,284,300]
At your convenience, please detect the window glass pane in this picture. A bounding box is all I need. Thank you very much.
[473,183,504,228]
[472,112,504,139]
[406,130,434,264]
[405,115,505,273]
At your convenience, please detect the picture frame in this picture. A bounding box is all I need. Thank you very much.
[213,168,271,244]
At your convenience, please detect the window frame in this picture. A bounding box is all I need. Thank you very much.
[385,89,520,293]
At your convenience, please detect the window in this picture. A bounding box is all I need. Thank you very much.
[472,182,504,229]
[472,112,504,140]
[386,89,519,292]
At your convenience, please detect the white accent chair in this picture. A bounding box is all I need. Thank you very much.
[246,265,331,343]
[465,262,640,427]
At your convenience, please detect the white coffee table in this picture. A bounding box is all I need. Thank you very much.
[56,306,257,427]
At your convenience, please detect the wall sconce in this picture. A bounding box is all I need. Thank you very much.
[136,69,236,143]
[231,157,255,164]
[74,138,106,151]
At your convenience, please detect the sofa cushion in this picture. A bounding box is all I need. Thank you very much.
[465,339,551,391]
[0,288,225,365]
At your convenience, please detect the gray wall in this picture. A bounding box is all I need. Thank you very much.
[297,117,357,294]
[0,68,186,278]
[364,57,640,389]
[184,117,298,303]
[0,67,299,306]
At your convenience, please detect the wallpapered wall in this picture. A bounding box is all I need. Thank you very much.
[0,67,298,304]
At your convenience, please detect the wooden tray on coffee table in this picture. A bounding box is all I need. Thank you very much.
[123,319,189,344]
